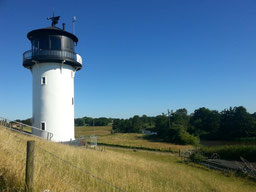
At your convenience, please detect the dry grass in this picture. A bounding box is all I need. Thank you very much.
[1,126,256,192]
[75,125,112,137]
[98,133,192,151]
[75,126,192,151]
[23,126,32,133]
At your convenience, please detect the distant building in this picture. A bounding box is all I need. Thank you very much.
[141,130,157,135]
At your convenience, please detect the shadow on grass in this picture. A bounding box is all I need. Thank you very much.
[98,142,175,153]
[141,134,166,143]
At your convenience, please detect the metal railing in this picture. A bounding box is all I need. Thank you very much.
[23,49,82,65]
[0,116,53,140]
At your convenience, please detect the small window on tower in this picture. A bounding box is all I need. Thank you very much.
[41,77,47,85]
[41,122,46,131]
[72,97,74,105]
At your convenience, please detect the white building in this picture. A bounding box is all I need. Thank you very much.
[23,16,82,141]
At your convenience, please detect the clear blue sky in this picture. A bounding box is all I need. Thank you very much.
[1,0,256,120]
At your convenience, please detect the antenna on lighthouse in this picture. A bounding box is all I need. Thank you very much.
[72,16,77,34]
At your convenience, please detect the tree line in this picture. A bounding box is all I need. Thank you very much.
[112,106,256,145]
[16,118,32,126]
[17,106,256,145]
[15,117,112,127]
[75,117,112,126]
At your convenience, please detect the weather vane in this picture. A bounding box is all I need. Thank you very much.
[47,12,60,27]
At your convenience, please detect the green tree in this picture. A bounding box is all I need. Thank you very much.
[155,114,168,139]
[154,109,198,145]
[75,118,85,126]
[189,107,220,139]
[16,118,32,126]
[170,108,189,130]
[131,115,143,132]
[220,106,256,139]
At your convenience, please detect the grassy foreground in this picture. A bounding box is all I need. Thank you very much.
[75,125,192,152]
[1,126,256,191]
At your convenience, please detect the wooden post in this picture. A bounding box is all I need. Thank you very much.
[25,141,35,192]
[179,149,181,157]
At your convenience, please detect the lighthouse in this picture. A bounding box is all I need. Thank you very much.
[23,16,82,141]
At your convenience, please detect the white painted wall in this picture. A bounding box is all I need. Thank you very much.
[32,62,76,141]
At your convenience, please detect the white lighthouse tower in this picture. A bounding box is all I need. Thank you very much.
[23,16,82,141]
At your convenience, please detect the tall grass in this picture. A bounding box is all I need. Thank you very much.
[1,126,256,191]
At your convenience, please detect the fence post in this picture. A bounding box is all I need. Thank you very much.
[25,140,35,192]
[179,149,181,157]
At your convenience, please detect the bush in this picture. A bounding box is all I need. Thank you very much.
[239,137,256,143]
[166,124,199,145]
[189,152,206,163]
[179,131,200,145]
[200,145,256,161]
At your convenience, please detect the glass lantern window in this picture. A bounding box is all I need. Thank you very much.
[50,36,62,50]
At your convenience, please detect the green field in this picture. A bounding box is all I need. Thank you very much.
[75,125,192,152]
[75,125,112,137]
[1,125,256,191]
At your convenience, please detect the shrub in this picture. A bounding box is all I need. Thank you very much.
[200,145,256,161]
[179,131,200,145]
[189,152,206,163]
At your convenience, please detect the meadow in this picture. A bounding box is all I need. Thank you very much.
[75,125,112,137]
[75,125,192,152]
[1,125,256,191]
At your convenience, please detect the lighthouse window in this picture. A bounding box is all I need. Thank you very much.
[50,36,61,50]
[39,37,49,50]
[41,77,47,85]
[32,40,39,51]
[72,97,74,105]
[62,37,74,51]
[41,122,46,131]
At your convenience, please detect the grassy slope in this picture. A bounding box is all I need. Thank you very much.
[1,126,256,191]
[75,125,192,152]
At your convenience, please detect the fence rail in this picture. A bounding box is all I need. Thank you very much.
[179,148,256,179]
[0,117,53,141]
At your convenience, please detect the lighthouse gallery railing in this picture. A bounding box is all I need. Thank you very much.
[23,49,82,65]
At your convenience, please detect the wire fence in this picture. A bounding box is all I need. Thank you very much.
[0,123,126,192]
[34,156,82,192]
[35,145,126,192]
[178,148,256,179]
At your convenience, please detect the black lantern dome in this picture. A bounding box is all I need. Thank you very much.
[23,16,82,70]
